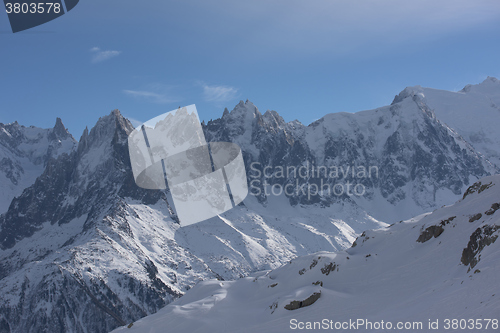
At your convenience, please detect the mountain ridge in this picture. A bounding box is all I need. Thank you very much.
[0,78,499,332]
[0,118,77,213]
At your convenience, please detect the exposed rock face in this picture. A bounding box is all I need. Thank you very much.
[485,203,500,216]
[461,225,500,271]
[320,262,338,275]
[0,118,77,213]
[463,181,493,199]
[417,216,456,243]
[417,225,444,243]
[469,213,483,223]
[284,292,321,310]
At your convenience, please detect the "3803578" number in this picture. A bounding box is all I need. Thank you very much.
[5,3,61,14]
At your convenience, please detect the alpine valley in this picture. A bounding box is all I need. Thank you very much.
[1,77,499,333]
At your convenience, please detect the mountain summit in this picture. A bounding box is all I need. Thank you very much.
[401,77,500,167]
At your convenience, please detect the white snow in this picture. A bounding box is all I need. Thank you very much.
[0,121,76,213]
[415,77,500,166]
[2,79,500,333]
[112,175,500,333]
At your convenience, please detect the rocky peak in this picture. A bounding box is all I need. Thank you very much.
[0,121,24,147]
[389,86,437,121]
[485,76,498,83]
[79,110,133,153]
[391,86,424,105]
[461,76,500,93]
[229,100,262,118]
[0,110,143,250]
[112,109,134,135]
[49,117,73,141]
[262,110,285,126]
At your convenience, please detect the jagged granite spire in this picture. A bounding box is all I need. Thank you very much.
[49,117,72,140]
[0,110,150,250]
[0,118,77,213]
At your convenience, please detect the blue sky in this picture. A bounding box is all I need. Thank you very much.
[1,0,500,138]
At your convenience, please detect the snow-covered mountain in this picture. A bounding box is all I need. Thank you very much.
[0,78,499,333]
[112,175,500,333]
[396,76,500,167]
[0,111,188,333]
[0,119,76,213]
[204,80,497,222]
[0,111,386,333]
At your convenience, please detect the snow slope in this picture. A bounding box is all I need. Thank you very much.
[113,175,500,333]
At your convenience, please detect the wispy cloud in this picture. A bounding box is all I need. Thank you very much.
[185,0,500,58]
[90,47,121,63]
[123,88,177,104]
[202,83,238,103]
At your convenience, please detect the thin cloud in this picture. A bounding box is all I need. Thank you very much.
[202,84,238,103]
[90,47,121,63]
[184,0,500,58]
[123,89,176,104]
